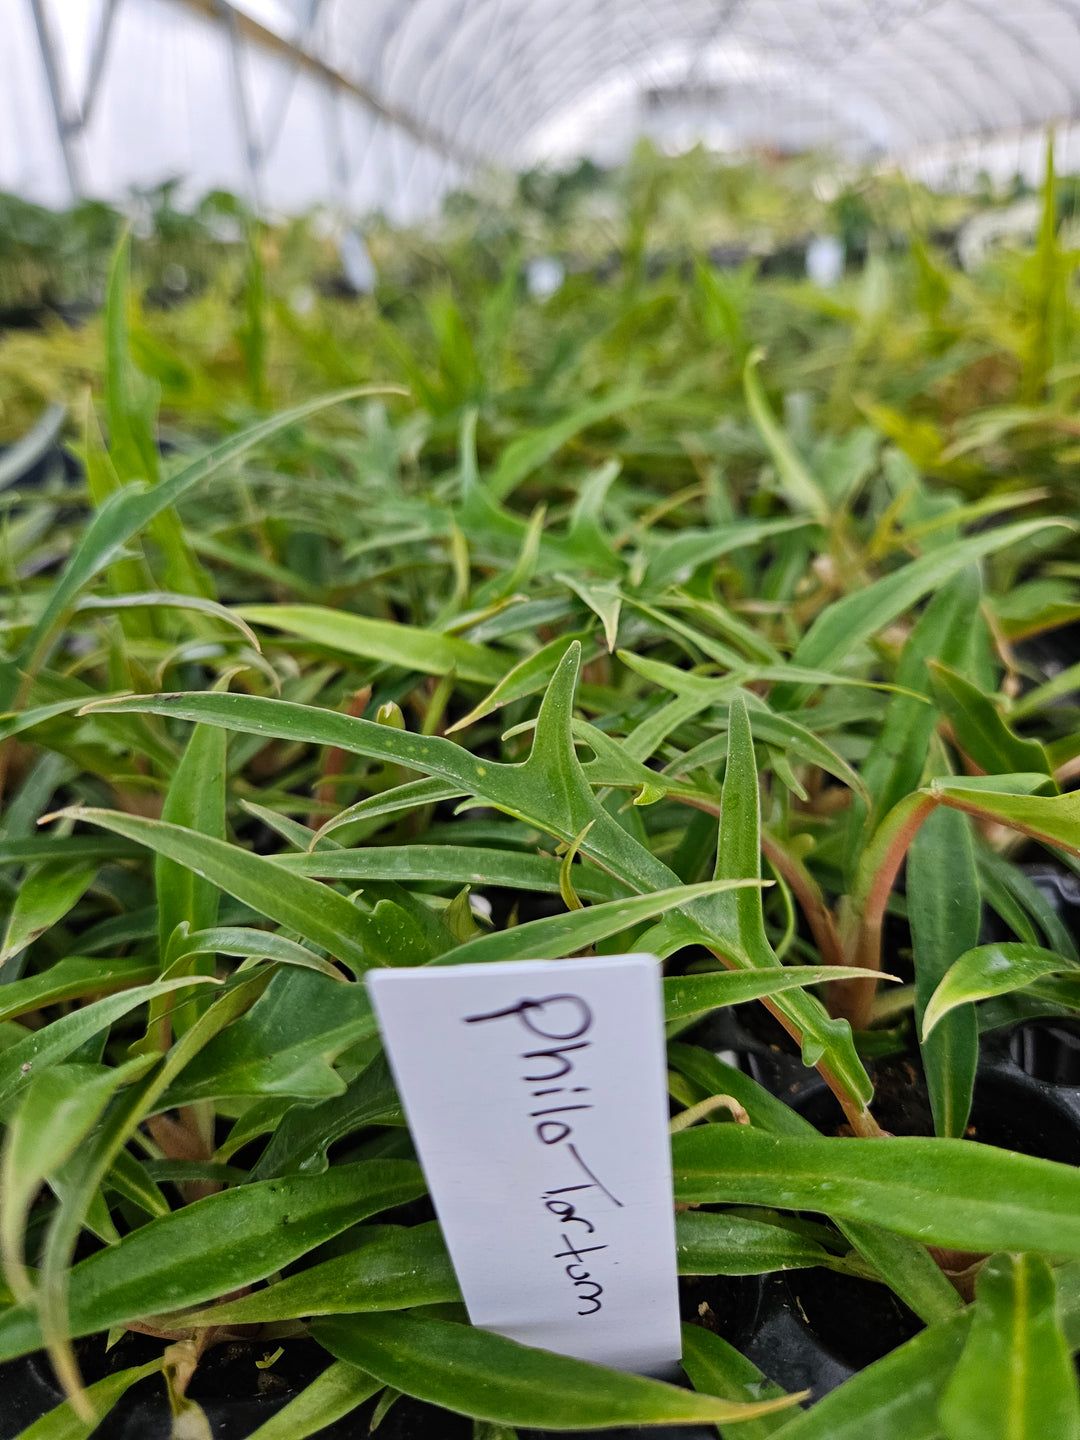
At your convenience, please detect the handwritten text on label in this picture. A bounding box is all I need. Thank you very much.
[465,993,622,1315]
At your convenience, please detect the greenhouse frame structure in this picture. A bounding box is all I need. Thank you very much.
[5,0,1080,217]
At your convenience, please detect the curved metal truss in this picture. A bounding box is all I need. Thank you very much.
[4,0,1080,211]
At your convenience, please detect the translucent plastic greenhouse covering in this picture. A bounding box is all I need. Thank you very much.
[5,0,1080,218]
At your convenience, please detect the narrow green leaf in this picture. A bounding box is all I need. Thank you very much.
[618,649,912,705]
[673,1125,1080,1256]
[432,880,762,967]
[106,1148,171,1219]
[669,1044,819,1138]
[104,233,157,486]
[668,697,869,802]
[0,957,157,1025]
[274,845,629,902]
[0,1161,425,1360]
[0,975,219,1107]
[861,568,980,826]
[712,693,772,957]
[978,849,1078,962]
[666,592,785,666]
[928,661,1053,780]
[908,806,980,1137]
[0,836,141,865]
[559,576,621,651]
[155,723,226,1033]
[27,974,271,1392]
[312,777,467,840]
[312,1312,803,1428]
[242,1363,382,1440]
[0,402,65,494]
[249,1051,402,1179]
[53,808,371,974]
[446,633,592,733]
[0,860,97,967]
[1010,657,1080,720]
[11,1357,164,1440]
[238,604,506,683]
[0,698,114,744]
[642,517,811,589]
[743,350,830,523]
[567,458,620,551]
[622,595,747,668]
[574,719,713,801]
[939,1254,1080,1440]
[159,967,378,1106]
[705,696,868,1103]
[680,1324,792,1440]
[172,926,346,980]
[664,967,888,1023]
[1,1057,159,1300]
[487,389,638,500]
[174,1221,458,1327]
[772,519,1071,709]
[76,592,261,649]
[676,1209,837,1276]
[930,779,1080,857]
[238,799,330,853]
[102,231,212,600]
[924,943,1080,1037]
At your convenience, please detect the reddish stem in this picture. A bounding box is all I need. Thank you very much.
[832,793,938,1030]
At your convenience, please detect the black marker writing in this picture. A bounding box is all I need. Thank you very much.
[465,991,619,1316]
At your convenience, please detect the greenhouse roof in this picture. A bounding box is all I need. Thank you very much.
[4,0,1080,216]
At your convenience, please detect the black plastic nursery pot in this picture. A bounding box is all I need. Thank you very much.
[724,1046,1080,1402]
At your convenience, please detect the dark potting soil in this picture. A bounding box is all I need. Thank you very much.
[726,1051,1080,1400]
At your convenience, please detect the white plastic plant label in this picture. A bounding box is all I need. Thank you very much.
[366,953,682,1376]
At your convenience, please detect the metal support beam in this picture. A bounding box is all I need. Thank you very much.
[77,0,121,134]
[165,0,484,170]
[324,82,352,201]
[220,0,264,211]
[260,0,327,161]
[27,0,82,198]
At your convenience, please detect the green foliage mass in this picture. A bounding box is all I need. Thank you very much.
[2,145,1080,1436]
